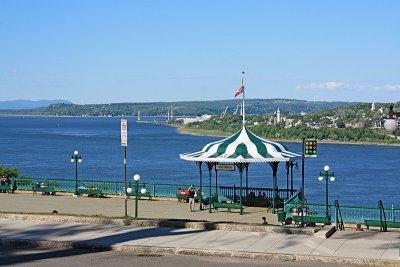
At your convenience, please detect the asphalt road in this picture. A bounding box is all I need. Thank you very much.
[0,245,361,267]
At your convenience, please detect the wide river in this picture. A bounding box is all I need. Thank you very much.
[0,116,399,207]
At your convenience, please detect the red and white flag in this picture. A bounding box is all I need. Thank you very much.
[234,78,245,97]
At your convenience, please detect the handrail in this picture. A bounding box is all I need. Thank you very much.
[335,200,345,231]
[378,200,387,232]
[284,190,302,204]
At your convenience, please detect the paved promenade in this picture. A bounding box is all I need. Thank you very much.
[1,192,400,265]
[0,192,280,225]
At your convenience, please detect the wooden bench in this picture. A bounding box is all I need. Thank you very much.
[213,202,241,212]
[77,189,104,197]
[0,185,12,194]
[32,186,56,196]
[292,215,329,225]
[364,219,400,231]
[127,191,152,201]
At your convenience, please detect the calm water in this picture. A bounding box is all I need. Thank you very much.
[0,116,399,207]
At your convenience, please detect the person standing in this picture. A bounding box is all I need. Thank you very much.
[188,186,195,212]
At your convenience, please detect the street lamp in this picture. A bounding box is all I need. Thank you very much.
[318,165,335,224]
[70,150,82,196]
[384,105,400,133]
[133,174,142,218]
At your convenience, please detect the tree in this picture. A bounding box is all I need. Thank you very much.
[0,166,20,178]
[336,119,345,128]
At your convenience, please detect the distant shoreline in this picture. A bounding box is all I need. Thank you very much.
[177,126,400,147]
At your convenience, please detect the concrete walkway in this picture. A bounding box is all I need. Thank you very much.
[0,218,399,266]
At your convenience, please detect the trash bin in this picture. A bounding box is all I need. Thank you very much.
[277,211,287,223]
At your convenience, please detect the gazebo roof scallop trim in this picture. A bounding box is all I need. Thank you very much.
[180,127,301,163]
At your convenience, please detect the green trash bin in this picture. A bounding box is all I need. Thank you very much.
[277,211,287,223]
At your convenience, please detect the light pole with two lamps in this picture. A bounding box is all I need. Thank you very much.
[70,150,82,196]
[318,165,335,224]
[384,105,400,133]
[127,174,146,218]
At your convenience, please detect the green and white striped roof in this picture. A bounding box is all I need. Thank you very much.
[180,127,300,163]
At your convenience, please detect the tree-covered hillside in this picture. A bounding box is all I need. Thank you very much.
[0,99,358,116]
[183,102,400,144]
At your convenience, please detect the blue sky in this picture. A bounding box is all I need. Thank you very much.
[1,0,399,104]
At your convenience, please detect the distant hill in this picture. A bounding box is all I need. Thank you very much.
[0,99,72,109]
[0,98,361,116]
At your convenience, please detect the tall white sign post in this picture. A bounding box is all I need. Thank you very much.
[121,119,128,217]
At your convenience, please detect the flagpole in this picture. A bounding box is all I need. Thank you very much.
[242,71,245,128]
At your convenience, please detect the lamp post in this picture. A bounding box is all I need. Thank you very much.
[384,105,400,133]
[318,165,335,224]
[133,174,142,218]
[70,150,82,196]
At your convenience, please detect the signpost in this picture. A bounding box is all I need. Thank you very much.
[301,139,318,226]
[121,119,128,147]
[121,119,128,217]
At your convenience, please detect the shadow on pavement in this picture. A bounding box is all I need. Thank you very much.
[0,245,109,266]
[0,221,206,265]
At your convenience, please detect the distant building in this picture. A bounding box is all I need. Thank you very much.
[182,114,212,124]
[375,120,384,128]
[277,108,281,123]
[371,103,375,111]
[354,122,365,128]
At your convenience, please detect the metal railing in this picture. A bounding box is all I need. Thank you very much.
[285,200,400,225]
[11,176,295,204]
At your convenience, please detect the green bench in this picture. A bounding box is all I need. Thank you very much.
[77,189,104,197]
[364,219,400,231]
[213,202,241,212]
[177,194,188,202]
[292,215,330,225]
[32,186,56,196]
[177,194,207,203]
[127,191,152,201]
[0,185,12,193]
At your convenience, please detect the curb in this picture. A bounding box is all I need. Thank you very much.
[0,238,396,267]
[0,213,316,235]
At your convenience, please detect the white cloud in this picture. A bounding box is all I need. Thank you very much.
[382,85,400,91]
[297,81,350,90]
[297,82,400,92]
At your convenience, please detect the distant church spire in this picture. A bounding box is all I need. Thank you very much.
[277,108,281,123]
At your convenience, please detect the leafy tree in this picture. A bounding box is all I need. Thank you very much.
[0,166,20,178]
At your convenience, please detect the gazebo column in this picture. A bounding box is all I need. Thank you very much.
[236,163,244,215]
[207,162,214,213]
[196,161,203,210]
[215,167,218,199]
[269,162,279,214]
[286,161,290,199]
[245,163,249,196]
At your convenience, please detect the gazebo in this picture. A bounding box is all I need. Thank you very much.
[180,126,300,214]
[180,73,300,215]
